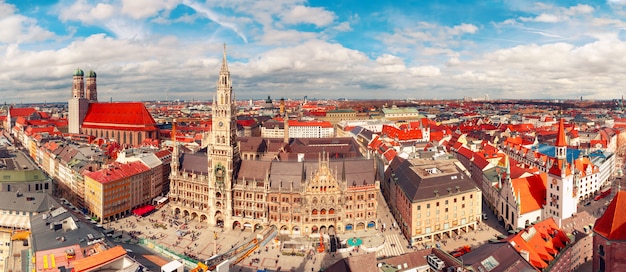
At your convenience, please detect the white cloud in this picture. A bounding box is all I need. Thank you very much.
[182,0,248,43]
[0,2,54,44]
[449,23,478,35]
[121,0,180,19]
[257,29,318,46]
[408,66,441,77]
[332,22,352,32]
[58,0,115,24]
[281,5,336,27]
[518,4,594,23]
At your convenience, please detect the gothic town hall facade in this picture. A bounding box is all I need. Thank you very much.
[168,46,379,236]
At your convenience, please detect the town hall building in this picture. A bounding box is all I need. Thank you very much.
[168,45,380,235]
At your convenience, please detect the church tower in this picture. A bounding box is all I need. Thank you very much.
[207,44,241,227]
[68,68,89,134]
[85,70,97,102]
[545,118,577,225]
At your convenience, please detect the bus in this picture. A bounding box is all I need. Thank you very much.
[594,187,611,201]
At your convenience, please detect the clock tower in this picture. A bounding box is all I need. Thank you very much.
[208,44,241,227]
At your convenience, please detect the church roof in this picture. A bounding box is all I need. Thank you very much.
[511,173,547,214]
[82,102,158,131]
[594,191,626,240]
[10,107,38,117]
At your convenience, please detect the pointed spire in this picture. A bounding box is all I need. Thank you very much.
[555,118,567,147]
[221,43,229,72]
[506,156,511,181]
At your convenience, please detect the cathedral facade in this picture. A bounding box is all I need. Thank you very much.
[66,68,159,147]
[168,46,379,235]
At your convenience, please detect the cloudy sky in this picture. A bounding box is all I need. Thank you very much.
[2,0,626,103]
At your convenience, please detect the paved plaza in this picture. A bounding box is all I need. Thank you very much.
[104,191,509,271]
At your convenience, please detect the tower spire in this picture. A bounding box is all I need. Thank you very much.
[555,118,567,160]
[221,43,229,72]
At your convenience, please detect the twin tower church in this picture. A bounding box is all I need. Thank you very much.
[66,67,159,147]
[68,45,380,235]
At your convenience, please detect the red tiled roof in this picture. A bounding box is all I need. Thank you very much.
[381,125,423,141]
[84,161,149,184]
[73,245,127,272]
[594,191,626,240]
[82,102,158,131]
[38,111,50,119]
[555,119,567,147]
[10,107,37,117]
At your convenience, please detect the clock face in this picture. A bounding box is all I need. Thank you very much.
[218,121,224,127]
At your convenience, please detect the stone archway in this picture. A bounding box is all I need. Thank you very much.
[320,225,327,234]
[183,210,190,218]
[174,208,180,215]
[345,224,354,231]
[328,225,336,235]
[280,225,289,235]
[233,221,241,230]
[243,222,253,231]
[367,221,376,229]
[191,212,198,220]
[200,214,207,222]
[356,222,365,230]
[293,226,301,235]
[254,223,263,231]
[311,225,319,233]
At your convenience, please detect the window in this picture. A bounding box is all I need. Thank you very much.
[427,204,430,209]
[417,205,421,211]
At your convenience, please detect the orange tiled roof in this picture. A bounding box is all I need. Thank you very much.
[594,191,626,240]
[509,217,569,270]
[82,102,158,131]
[511,173,547,214]
[72,245,127,272]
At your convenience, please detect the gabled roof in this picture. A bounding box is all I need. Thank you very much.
[594,191,626,240]
[508,217,569,270]
[84,161,150,184]
[10,107,38,117]
[82,102,158,131]
[511,173,547,214]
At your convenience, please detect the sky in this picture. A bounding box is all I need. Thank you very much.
[3,0,626,103]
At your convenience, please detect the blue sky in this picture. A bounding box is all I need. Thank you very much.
[2,0,626,103]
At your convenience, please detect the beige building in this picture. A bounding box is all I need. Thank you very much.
[384,157,482,245]
[84,161,153,223]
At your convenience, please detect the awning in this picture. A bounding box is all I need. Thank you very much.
[133,205,155,216]
[0,214,31,229]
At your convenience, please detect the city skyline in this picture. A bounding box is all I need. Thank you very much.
[2,0,626,103]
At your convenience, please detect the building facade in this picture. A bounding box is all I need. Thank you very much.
[169,46,379,235]
[68,68,91,134]
[593,191,626,272]
[384,157,482,245]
